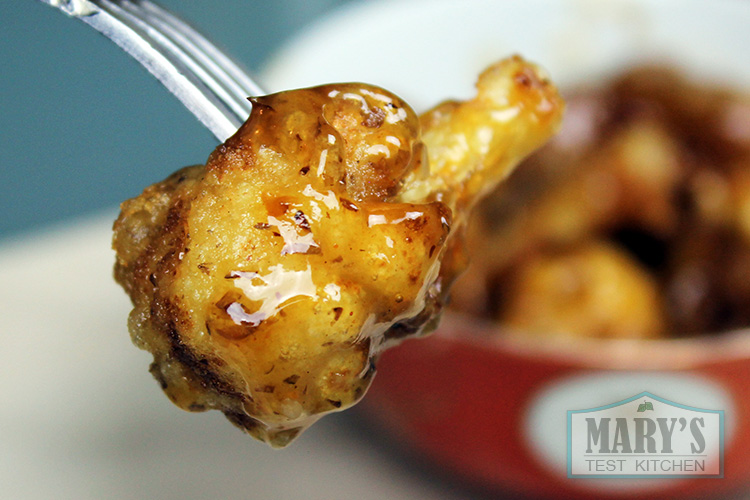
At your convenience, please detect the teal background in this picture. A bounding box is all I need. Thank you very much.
[0,1,356,241]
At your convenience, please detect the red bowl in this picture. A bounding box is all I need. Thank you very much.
[362,313,750,499]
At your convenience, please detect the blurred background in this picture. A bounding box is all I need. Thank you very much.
[0,0,356,241]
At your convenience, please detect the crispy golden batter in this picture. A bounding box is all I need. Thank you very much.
[113,56,563,446]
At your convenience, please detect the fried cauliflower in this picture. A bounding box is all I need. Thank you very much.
[113,56,563,446]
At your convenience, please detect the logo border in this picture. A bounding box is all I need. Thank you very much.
[566,391,724,479]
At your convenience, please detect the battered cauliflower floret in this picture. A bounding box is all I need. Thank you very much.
[113,56,563,446]
[500,241,665,339]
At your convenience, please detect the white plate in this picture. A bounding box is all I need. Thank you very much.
[263,0,750,111]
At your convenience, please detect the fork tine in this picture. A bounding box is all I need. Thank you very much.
[107,0,254,123]
[38,0,265,142]
[136,0,264,98]
[114,0,258,118]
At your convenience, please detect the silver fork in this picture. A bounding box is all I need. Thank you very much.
[40,0,266,142]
